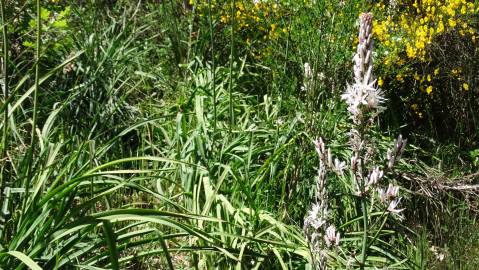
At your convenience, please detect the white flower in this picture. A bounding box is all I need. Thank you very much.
[342,80,385,119]
[341,82,368,117]
[367,166,383,187]
[304,62,313,79]
[305,203,327,230]
[430,246,446,262]
[276,118,284,126]
[378,183,400,206]
[334,158,346,176]
[324,225,340,247]
[365,82,386,110]
[387,198,404,214]
[317,72,325,81]
[378,188,387,203]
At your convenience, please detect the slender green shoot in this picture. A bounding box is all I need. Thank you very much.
[0,0,8,204]
[24,0,42,209]
[228,0,235,131]
[207,0,216,132]
[360,195,368,269]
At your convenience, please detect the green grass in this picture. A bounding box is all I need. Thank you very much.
[0,0,478,269]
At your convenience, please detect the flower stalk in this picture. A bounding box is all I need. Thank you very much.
[305,12,407,270]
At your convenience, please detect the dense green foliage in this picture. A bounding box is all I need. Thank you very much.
[0,0,478,269]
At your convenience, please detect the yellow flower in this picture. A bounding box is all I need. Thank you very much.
[426,85,433,94]
[406,44,416,58]
[396,74,404,82]
[463,83,469,91]
[434,68,440,75]
[437,20,445,33]
[378,78,384,87]
[448,18,457,28]
[236,2,244,11]
[220,15,229,23]
[468,2,475,12]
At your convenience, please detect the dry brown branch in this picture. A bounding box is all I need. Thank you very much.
[400,166,479,212]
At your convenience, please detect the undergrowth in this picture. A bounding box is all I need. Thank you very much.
[0,0,477,269]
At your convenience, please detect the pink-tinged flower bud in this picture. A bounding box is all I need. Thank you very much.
[304,62,313,79]
[313,138,325,158]
[386,148,394,168]
[327,148,332,167]
[367,166,383,186]
[324,225,340,247]
[351,155,358,172]
[394,134,407,162]
[378,188,387,203]
[386,183,400,200]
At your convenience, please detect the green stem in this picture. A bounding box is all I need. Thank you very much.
[367,211,389,250]
[358,124,368,269]
[207,0,216,133]
[0,0,9,244]
[24,0,41,206]
[360,196,368,269]
[168,0,182,65]
[228,0,235,131]
[0,0,8,204]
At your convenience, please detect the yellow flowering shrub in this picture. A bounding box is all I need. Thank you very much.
[373,0,477,63]
[370,0,478,142]
[190,0,289,61]
[187,0,478,142]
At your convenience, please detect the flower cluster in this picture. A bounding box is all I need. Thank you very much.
[304,138,342,269]
[374,0,477,63]
[190,0,289,62]
[343,14,405,212]
[342,12,384,126]
[301,62,326,94]
[304,13,408,268]
[192,0,288,41]
[371,0,477,120]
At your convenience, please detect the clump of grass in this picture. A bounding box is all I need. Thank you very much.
[0,1,477,269]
